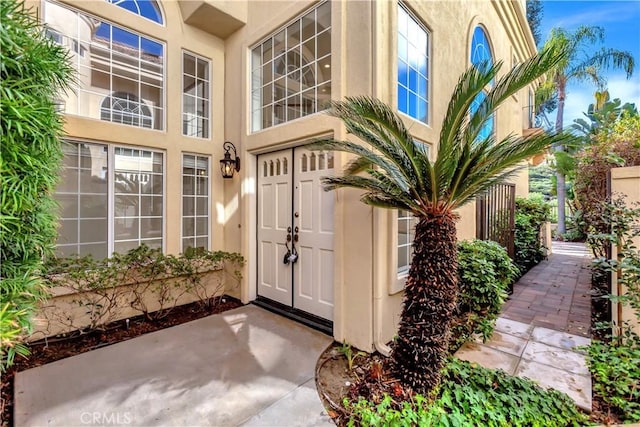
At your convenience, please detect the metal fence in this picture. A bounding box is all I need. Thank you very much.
[476,183,516,259]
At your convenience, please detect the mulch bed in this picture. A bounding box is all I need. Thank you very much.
[0,296,242,427]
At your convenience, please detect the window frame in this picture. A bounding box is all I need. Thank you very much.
[54,139,166,259]
[43,0,167,132]
[181,50,212,140]
[397,2,431,125]
[105,0,165,26]
[469,24,495,141]
[249,1,332,132]
[180,153,211,253]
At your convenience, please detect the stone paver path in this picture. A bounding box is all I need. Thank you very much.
[502,241,592,337]
[456,241,593,412]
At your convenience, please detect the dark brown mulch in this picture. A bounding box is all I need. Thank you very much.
[315,343,412,426]
[0,296,242,427]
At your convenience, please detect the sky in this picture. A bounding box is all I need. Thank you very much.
[539,0,640,128]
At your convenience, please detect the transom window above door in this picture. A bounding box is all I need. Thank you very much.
[250,2,331,131]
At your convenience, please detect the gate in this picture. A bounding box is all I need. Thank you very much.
[476,183,516,259]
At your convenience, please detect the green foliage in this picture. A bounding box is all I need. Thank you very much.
[528,163,555,199]
[449,240,518,352]
[0,0,74,370]
[572,97,638,139]
[574,116,640,257]
[584,198,640,421]
[43,245,244,334]
[345,358,587,427]
[585,328,640,422]
[337,341,366,371]
[514,197,550,275]
[526,0,544,47]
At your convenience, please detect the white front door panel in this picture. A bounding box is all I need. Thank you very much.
[257,147,334,321]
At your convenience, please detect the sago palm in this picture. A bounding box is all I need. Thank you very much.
[312,46,572,395]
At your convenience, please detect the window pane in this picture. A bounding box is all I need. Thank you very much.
[251,2,330,130]
[44,1,165,130]
[182,155,210,252]
[182,52,211,138]
[54,141,109,259]
[397,5,429,124]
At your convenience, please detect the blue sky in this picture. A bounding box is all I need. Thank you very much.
[539,0,640,127]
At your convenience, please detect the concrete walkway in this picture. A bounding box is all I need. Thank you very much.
[14,305,334,427]
[456,241,593,412]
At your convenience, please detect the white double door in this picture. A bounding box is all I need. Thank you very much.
[257,147,334,321]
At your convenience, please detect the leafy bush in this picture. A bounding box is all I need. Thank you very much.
[42,245,244,335]
[514,196,550,275]
[583,198,640,421]
[345,358,587,426]
[449,240,518,352]
[585,328,640,422]
[574,114,640,258]
[0,0,73,370]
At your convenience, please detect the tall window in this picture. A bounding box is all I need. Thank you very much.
[470,25,494,140]
[106,0,163,24]
[251,1,331,131]
[44,1,165,130]
[55,143,109,259]
[182,155,210,251]
[397,4,429,124]
[182,52,211,139]
[113,148,164,253]
[397,210,417,276]
[54,142,164,259]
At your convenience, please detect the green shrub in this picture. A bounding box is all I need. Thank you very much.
[345,358,587,426]
[585,328,640,422]
[449,240,518,352]
[0,0,73,370]
[43,245,244,334]
[514,196,550,275]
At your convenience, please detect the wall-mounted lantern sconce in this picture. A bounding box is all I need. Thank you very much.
[220,141,240,179]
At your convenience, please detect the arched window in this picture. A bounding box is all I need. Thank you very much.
[470,26,493,69]
[106,0,163,24]
[101,92,153,128]
[470,25,494,140]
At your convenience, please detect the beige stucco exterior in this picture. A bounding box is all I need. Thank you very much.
[36,0,537,351]
[610,166,640,335]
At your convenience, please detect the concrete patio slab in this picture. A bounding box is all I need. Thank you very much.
[455,342,519,374]
[481,330,528,357]
[239,379,332,426]
[15,305,333,427]
[455,317,592,412]
[516,359,591,412]
[494,317,534,339]
[521,341,589,376]
[531,326,591,350]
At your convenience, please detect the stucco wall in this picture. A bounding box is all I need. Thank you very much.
[610,166,640,335]
[225,0,537,351]
[29,267,236,341]
[34,0,537,352]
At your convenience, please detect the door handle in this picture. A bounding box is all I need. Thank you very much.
[293,226,299,242]
[283,226,298,265]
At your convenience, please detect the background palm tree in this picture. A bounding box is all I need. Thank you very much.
[536,26,634,234]
[312,46,572,395]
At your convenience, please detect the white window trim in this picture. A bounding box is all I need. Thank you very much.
[44,0,167,132]
[181,50,212,140]
[249,1,332,132]
[397,2,432,125]
[180,153,212,253]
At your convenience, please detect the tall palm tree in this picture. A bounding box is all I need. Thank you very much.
[312,46,572,395]
[537,26,634,234]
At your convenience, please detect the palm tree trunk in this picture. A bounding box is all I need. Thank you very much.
[391,212,458,395]
[555,80,567,234]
